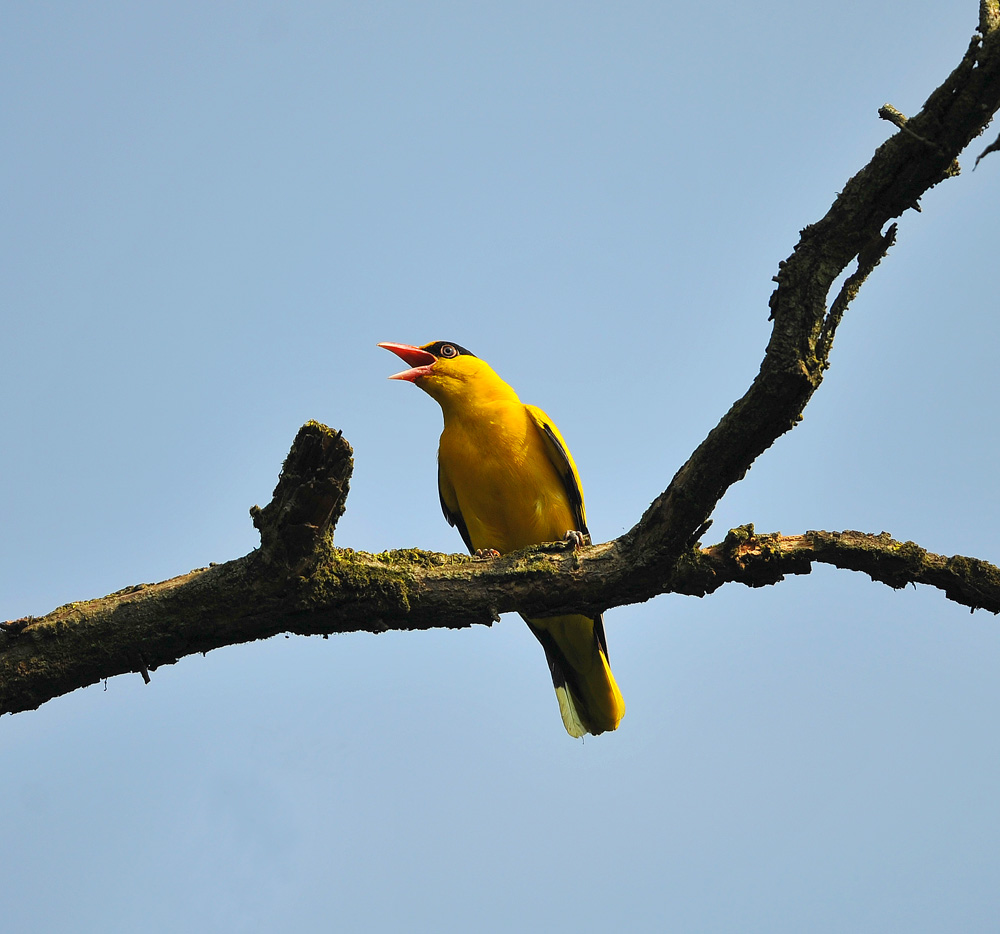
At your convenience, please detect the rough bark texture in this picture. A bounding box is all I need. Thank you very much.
[4,14,1000,716]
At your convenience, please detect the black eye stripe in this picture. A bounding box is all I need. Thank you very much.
[423,341,477,359]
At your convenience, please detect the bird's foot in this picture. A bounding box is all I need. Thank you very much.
[474,548,501,560]
[563,530,589,550]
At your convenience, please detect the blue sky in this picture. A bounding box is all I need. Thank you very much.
[3,2,1000,931]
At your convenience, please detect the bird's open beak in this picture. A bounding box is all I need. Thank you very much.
[378,342,437,382]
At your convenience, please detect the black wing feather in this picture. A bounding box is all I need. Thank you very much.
[530,413,610,656]
[535,419,588,539]
[438,464,474,553]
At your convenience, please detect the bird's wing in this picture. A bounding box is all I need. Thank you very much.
[524,404,589,538]
[438,462,474,553]
[524,405,613,660]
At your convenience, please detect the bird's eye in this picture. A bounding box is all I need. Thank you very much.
[439,344,458,358]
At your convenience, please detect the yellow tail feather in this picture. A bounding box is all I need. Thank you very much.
[555,686,589,738]
[532,613,626,737]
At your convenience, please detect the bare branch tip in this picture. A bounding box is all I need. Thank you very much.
[974,132,1000,169]
[878,103,908,128]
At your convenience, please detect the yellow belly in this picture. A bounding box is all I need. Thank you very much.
[438,402,575,554]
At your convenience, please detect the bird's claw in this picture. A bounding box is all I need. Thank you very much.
[474,548,501,560]
[563,530,589,550]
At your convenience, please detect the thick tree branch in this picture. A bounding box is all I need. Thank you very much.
[4,12,1000,715]
[5,468,1000,715]
[625,21,1000,572]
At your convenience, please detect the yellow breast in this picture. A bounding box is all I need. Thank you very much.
[438,399,576,554]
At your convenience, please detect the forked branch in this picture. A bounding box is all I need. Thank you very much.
[4,14,1000,716]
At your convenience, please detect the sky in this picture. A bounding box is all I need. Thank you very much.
[3,2,1000,931]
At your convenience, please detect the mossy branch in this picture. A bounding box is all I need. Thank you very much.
[5,456,1000,716]
[671,526,1000,613]
[5,9,1000,715]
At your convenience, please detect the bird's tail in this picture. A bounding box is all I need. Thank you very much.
[525,613,626,737]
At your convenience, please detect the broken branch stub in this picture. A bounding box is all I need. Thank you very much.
[250,421,354,571]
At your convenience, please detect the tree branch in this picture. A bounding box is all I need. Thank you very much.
[672,526,1000,614]
[249,420,353,572]
[5,466,1000,715]
[625,21,1000,571]
[4,12,1000,715]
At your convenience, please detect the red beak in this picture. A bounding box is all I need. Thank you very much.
[378,342,437,382]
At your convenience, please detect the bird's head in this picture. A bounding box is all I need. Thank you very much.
[378,340,516,408]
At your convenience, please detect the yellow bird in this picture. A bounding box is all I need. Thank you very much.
[379,340,625,737]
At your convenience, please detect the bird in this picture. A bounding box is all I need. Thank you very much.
[379,339,625,737]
